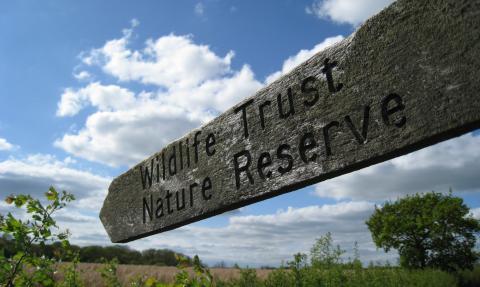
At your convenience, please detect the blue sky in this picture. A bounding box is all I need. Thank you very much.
[1,0,479,267]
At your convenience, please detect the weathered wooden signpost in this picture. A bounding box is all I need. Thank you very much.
[100,0,480,243]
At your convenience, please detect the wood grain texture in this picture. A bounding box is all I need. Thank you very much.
[100,0,480,243]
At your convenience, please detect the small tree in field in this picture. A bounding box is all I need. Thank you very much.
[366,191,480,271]
[310,232,345,268]
[0,187,75,286]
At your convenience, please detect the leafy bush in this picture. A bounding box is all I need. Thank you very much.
[264,268,294,287]
[0,187,75,286]
[174,254,213,287]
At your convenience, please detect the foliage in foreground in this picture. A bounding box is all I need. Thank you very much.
[101,253,462,287]
[92,232,475,287]
[0,188,74,286]
[0,189,479,287]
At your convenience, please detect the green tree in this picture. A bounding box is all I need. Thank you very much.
[366,191,480,271]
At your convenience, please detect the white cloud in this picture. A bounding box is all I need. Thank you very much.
[56,82,135,117]
[315,133,480,200]
[0,138,15,151]
[265,35,344,84]
[171,64,261,112]
[86,32,235,89]
[56,23,262,167]
[54,209,98,223]
[127,201,395,266]
[471,208,480,220]
[130,18,140,28]
[0,154,110,210]
[55,95,207,167]
[73,71,91,81]
[306,0,394,26]
[194,2,205,16]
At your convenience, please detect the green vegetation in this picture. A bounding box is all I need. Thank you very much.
[0,189,479,286]
[99,259,122,287]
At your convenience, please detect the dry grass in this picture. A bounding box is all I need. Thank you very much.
[57,262,273,286]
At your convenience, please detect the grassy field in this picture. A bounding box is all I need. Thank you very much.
[55,263,273,286]
[52,262,480,287]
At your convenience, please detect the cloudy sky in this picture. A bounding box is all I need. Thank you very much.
[1,0,479,267]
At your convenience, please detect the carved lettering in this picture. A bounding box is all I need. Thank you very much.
[382,93,406,127]
[234,99,254,139]
[257,152,273,179]
[234,150,254,189]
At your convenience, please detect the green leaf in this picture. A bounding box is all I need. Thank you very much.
[45,187,58,201]
[14,195,29,207]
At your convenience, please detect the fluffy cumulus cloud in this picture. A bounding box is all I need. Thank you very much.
[128,201,395,266]
[55,94,205,166]
[87,33,235,89]
[265,35,344,84]
[315,133,480,200]
[56,82,136,117]
[306,0,395,26]
[0,137,15,151]
[56,24,262,167]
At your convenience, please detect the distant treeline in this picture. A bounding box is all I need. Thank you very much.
[0,236,190,266]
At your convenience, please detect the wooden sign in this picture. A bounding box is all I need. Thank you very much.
[100,0,480,243]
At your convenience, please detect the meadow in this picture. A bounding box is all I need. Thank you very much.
[54,263,270,286]
[51,261,480,287]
